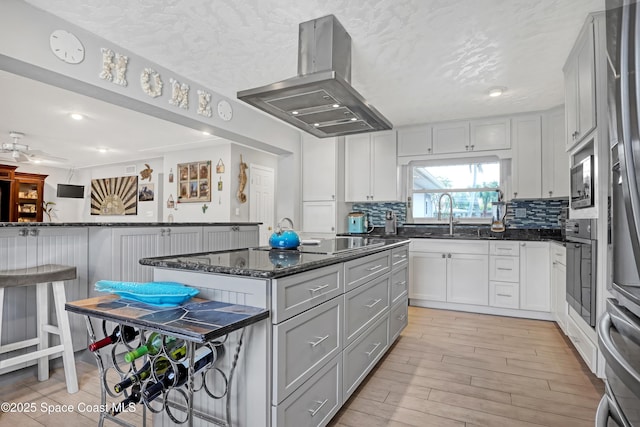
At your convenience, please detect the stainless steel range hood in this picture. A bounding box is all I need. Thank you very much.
[237,15,392,138]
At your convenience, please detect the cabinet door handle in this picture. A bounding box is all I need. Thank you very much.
[427,147,432,153]
[447,253,452,258]
[521,243,526,247]
[365,342,382,357]
[497,293,512,297]
[165,228,171,237]
[513,192,518,198]
[308,398,329,417]
[18,229,27,237]
[29,229,38,237]
[442,254,446,258]
[497,267,512,271]
[470,145,475,150]
[364,298,383,309]
[332,194,335,200]
[393,253,407,259]
[308,335,330,347]
[398,314,407,321]
[308,284,330,293]
[366,264,383,271]
[394,280,407,286]
[160,228,165,237]
[549,191,553,197]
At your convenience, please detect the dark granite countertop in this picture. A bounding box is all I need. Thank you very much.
[0,222,261,227]
[341,225,566,243]
[140,238,410,279]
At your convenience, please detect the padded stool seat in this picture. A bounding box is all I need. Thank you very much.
[0,264,78,393]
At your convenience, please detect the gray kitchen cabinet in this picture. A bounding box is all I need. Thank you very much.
[397,125,432,156]
[109,227,165,282]
[345,131,398,202]
[0,227,88,374]
[470,118,511,151]
[511,115,542,200]
[564,17,596,151]
[542,107,570,198]
[202,225,258,251]
[519,241,551,312]
[551,243,568,333]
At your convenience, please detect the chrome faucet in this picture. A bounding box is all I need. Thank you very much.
[437,193,454,236]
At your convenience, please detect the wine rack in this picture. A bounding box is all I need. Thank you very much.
[85,318,236,427]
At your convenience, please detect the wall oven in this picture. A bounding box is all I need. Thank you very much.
[565,218,597,327]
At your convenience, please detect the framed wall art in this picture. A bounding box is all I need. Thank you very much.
[177,160,211,203]
[91,176,138,215]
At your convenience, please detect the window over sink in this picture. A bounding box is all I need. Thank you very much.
[408,157,502,223]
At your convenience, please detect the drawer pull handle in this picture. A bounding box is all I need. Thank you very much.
[364,298,383,309]
[366,264,384,271]
[308,398,329,416]
[365,342,382,357]
[497,267,512,271]
[309,284,330,293]
[308,335,330,347]
[496,293,512,297]
[398,314,407,321]
[394,280,407,286]
[393,254,407,258]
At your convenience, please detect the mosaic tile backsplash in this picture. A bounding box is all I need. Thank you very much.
[354,198,568,229]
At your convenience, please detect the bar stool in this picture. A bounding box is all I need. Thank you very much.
[0,264,78,393]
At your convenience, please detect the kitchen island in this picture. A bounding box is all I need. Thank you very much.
[139,236,410,427]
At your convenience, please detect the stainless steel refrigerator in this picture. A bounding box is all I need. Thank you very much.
[599,1,640,425]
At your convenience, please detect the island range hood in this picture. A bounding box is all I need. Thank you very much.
[237,15,392,138]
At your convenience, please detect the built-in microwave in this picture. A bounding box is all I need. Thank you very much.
[571,155,594,209]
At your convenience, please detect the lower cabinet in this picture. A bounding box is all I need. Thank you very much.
[389,296,409,343]
[447,253,489,305]
[551,244,568,333]
[519,241,551,312]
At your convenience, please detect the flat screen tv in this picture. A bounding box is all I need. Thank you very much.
[56,184,85,199]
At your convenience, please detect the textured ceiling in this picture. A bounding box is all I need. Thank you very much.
[24,0,604,128]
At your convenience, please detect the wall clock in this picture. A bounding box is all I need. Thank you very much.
[49,30,85,64]
[217,100,233,121]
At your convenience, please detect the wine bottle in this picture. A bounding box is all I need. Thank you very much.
[113,345,187,393]
[88,325,139,352]
[124,332,181,363]
[143,345,218,401]
[109,384,141,416]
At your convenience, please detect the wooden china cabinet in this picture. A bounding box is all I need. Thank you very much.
[0,164,47,222]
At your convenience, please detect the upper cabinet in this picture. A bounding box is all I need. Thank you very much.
[302,135,337,201]
[432,121,470,154]
[345,131,399,202]
[397,125,432,157]
[511,115,542,200]
[564,17,596,151]
[542,107,570,198]
[0,165,47,223]
[470,118,511,151]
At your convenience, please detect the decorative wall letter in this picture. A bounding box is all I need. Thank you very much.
[169,78,189,110]
[141,68,163,98]
[197,89,212,117]
[99,48,128,86]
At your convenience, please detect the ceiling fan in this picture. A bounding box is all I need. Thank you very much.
[0,131,67,163]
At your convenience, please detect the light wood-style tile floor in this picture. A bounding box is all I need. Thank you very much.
[0,306,604,426]
[330,306,604,427]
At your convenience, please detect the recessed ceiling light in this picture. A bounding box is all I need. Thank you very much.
[70,113,84,120]
[97,147,109,153]
[202,131,211,136]
[350,117,358,121]
[488,87,505,97]
[32,159,42,164]
[332,104,340,108]
[292,111,299,115]
[313,123,320,127]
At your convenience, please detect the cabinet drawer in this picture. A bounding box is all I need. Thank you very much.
[411,239,488,255]
[273,297,342,403]
[391,246,409,269]
[489,256,520,282]
[344,274,390,347]
[567,314,597,372]
[389,297,408,344]
[490,241,520,256]
[274,354,342,427]
[390,266,408,305]
[272,264,342,323]
[489,281,520,309]
[344,251,390,291]
[343,313,389,400]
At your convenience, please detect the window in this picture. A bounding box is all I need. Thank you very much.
[409,159,501,222]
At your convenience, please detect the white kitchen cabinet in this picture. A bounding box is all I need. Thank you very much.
[110,227,165,282]
[447,253,489,305]
[302,134,337,202]
[432,121,470,154]
[564,17,596,151]
[302,201,337,234]
[542,107,570,198]
[409,239,488,306]
[551,243,568,333]
[397,125,432,156]
[519,241,551,312]
[489,241,520,309]
[511,115,542,200]
[202,225,258,251]
[345,131,398,202]
[470,118,511,151]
